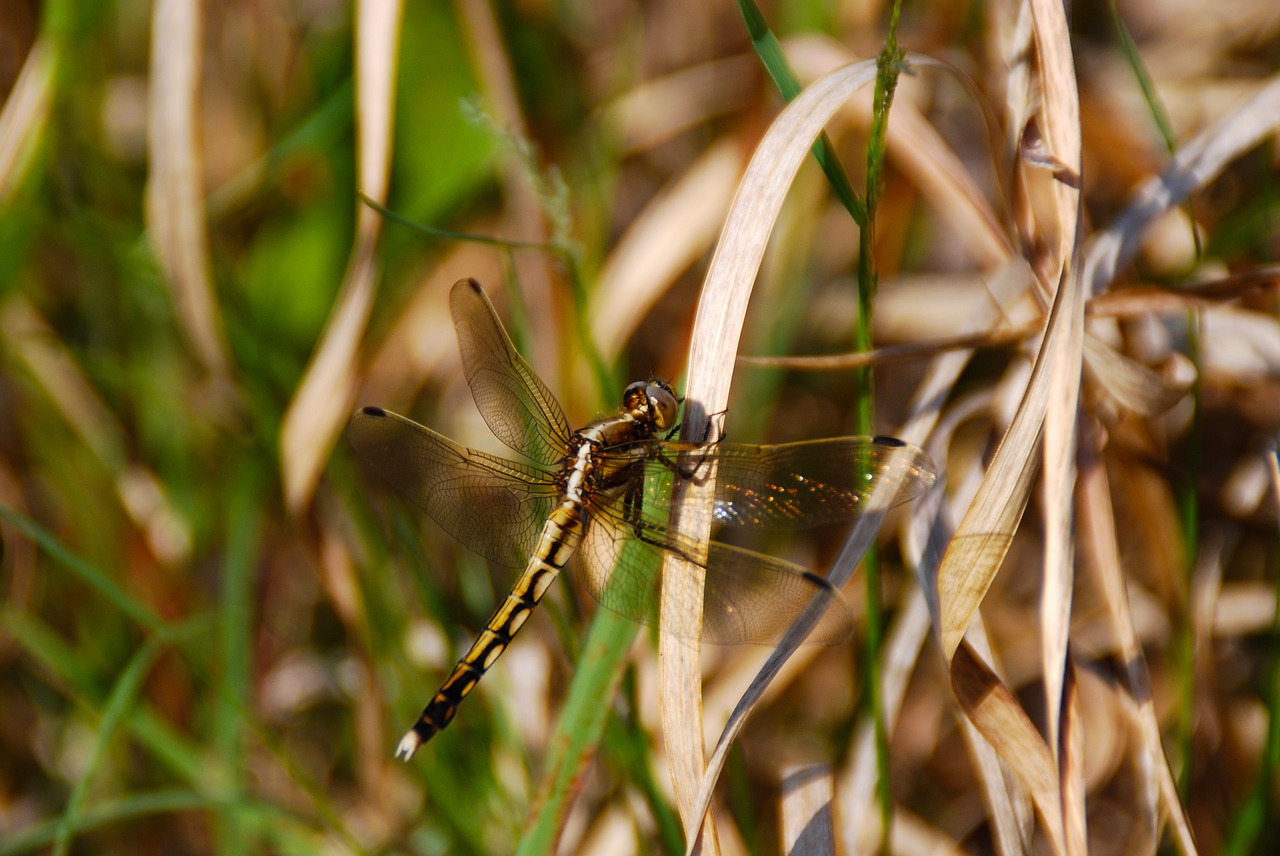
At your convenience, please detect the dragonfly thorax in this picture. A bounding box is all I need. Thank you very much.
[622,380,678,436]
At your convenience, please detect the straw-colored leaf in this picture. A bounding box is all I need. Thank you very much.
[780,765,834,856]
[1022,5,1087,850]
[280,0,402,514]
[146,0,230,376]
[952,641,1067,853]
[1083,333,1194,416]
[664,61,882,853]
[1077,432,1194,854]
[958,616,1037,856]
[0,37,52,200]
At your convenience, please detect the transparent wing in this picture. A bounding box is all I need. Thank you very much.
[575,504,854,646]
[346,406,557,567]
[600,436,936,532]
[449,278,572,466]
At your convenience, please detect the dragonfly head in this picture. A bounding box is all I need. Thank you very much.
[623,380,679,434]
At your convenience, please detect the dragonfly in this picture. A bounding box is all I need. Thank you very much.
[348,278,936,760]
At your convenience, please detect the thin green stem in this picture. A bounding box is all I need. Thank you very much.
[861,6,905,850]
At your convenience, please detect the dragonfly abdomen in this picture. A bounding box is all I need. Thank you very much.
[395,499,589,760]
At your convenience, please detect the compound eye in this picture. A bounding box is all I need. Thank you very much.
[646,383,678,430]
[622,381,647,406]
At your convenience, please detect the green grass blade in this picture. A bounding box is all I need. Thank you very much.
[0,506,165,634]
[52,633,170,856]
[1,606,209,785]
[0,790,211,856]
[736,0,866,226]
[517,607,640,855]
[213,471,265,856]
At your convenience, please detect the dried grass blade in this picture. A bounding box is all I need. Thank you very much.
[1059,658,1088,854]
[958,618,1036,856]
[952,641,1067,853]
[280,0,402,513]
[838,262,1032,852]
[1083,75,1280,292]
[0,37,52,199]
[780,765,834,856]
[1082,334,1194,416]
[665,60,880,853]
[932,417,1041,660]
[145,0,229,376]
[926,4,1087,848]
[1024,5,1086,850]
[1078,434,1197,854]
[959,707,1035,855]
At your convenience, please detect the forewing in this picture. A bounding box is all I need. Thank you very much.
[449,278,572,466]
[347,407,555,567]
[575,509,853,645]
[602,436,936,532]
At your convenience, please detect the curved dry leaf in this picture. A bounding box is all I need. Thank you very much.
[0,37,52,200]
[1083,333,1194,416]
[281,246,380,515]
[1078,437,1196,854]
[780,765,834,856]
[960,615,1037,856]
[146,0,230,377]
[1023,8,1086,851]
[665,60,883,853]
[1083,75,1280,297]
[952,641,1067,854]
[913,4,1088,850]
[280,0,403,514]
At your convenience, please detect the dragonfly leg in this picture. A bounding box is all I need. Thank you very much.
[621,479,706,567]
[663,406,726,444]
[651,443,718,484]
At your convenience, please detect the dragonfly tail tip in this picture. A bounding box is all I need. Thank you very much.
[395,731,423,762]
